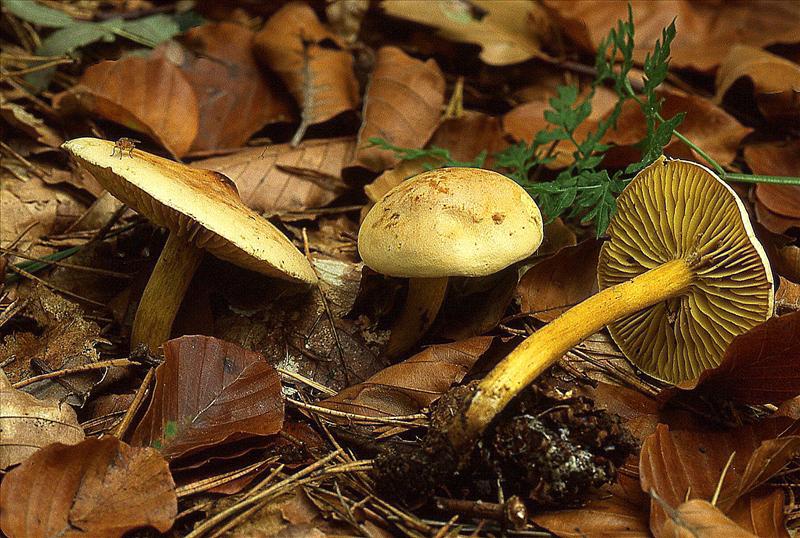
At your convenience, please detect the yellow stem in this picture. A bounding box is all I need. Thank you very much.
[131,233,203,354]
[386,277,449,358]
[450,258,695,448]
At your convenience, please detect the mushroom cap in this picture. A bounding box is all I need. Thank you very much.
[358,167,543,278]
[62,138,317,285]
[597,157,774,384]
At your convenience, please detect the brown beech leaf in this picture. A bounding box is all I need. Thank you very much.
[604,91,752,168]
[382,0,550,66]
[728,487,790,538]
[745,141,800,234]
[350,46,445,174]
[0,437,176,538]
[193,137,354,214]
[0,99,62,148]
[658,499,758,538]
[716,45,800,125]
[533,495,650,538]
[0,371,84,469]
[542,0,800,72]
[777,396,800,419]
[155,22,294,152]
[253,3,358,130]
[516,240,602,322]
[58,56,199,158]
[677,312,800,404]
[320,336,493,418]
[130,335,284,460]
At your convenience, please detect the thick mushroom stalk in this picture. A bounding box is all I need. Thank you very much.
[386,277,449,358]
[448,157,774,451]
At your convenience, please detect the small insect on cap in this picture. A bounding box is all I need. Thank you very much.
[597,157,774,383]
[358,167,544,278]
[61,137,317,284]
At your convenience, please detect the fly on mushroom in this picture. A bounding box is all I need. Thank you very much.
[111,137,141,158]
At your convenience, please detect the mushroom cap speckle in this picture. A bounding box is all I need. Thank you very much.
[62,137,317,285]
[358,168,543,278]
[598,157,774,384]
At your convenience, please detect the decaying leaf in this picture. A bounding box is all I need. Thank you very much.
[320,336,493,418]
[130,335,284,460]
[0,370,84,469]
[0,437,176,538]
[716,45,800,125]
[533,495,650,538]
[542,0,800,72]
[0,98,62,148]
[193,137,355,214]
[56,56,199,158]
[253,3,358,133]
[350,46,445,174]
[155,22,295,152]
[728,487,790,538]
[745,141,800,234]
[382,0,550,66]
[657,499,758,538]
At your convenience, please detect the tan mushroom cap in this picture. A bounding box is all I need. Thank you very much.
[62,138,317,284]
[358,167,543,278]
[598,157,774,383]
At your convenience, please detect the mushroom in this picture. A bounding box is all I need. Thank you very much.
[358,167,543,357]
[448,157,774,449]
[62,137,317,353]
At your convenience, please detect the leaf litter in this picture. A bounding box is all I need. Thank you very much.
[2,1,800,537]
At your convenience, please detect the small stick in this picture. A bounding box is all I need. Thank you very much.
[286,397,426,427]
[434,496,528,530]
[12,359,136,389]
[113,367,154,439]
[6,264,107,307]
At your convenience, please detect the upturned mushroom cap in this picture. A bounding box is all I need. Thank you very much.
[62,137,317,284]
[597,157,774,383]
[358,168,543,278]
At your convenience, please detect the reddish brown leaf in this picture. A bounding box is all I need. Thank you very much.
[516,240,602,322]
[320,337,494,418]
[745,141,800,234]
[253,3,358,130]
[0,437,176,538]
[58,56,199,158]
[155,22,294,152]
[350,46,445,173]
[193,137,354,214]
[579,382,661,441]
[679,312,800,405]
[542,0,800,72]
[658,500,758,538]
[130,335,284,460]
[777,396,800,419]
[728,488,790,538]
[533,495,650,537]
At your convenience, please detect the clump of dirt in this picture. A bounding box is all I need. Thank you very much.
[374,381,637,507]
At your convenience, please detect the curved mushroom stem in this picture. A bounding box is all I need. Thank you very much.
[448,258,694,449]
[386,277,449,358]
[131,233,204,353]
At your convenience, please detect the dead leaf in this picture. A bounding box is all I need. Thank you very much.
[579,382,661,442]
[155,22,294,152]
[517,240,602,322]
[350,46,445,174]
[0,370,84,469]
[728,487,790,538]
[130,335,284,460]
[253,3,358,132]
[0,99,62,148]
[658,499,758,538]
[193,137,355,214]
[677,312,800,405]
[542,0,800,72]
[716,45,800,124]
[0,437,176,538]
[745,140,800,234]
[533,495,650,537]
[320,336,493,418]
[382,0,549,66]
[777,396,800,419]
[326,0,369,43]
[745,140,800,178]
[56,56,199,158]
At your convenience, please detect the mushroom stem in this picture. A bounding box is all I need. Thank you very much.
[449,257,695,449]
[131,233,204,353]
[386,277,449,358]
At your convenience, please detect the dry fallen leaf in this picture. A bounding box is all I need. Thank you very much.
[0,437,176,538]
[320,336,493,418]
[658,499,758,538]
[130,335,284,460]
[253,3,358,135]
[542,0,800,72]
[533,495,650,538]
[56,56,199,158]
[382,0,550,66]
[155,22,294,152]
[350,46,445,174]
[0,370,84,469]
[728,487,790,538]
[0,98,62,148]
[744,141,800,234]
[716,45,800,125]
[193,137,355,215]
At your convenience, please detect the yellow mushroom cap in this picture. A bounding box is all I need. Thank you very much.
[597,157,774,384]
[358,167,543,278]
[62,137,317,285]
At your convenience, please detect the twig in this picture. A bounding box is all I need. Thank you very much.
[12,359,136,389]
[0,57,74,78]
[277,365,336,396]
[5,264,107,307]
[175,458,277,498]
[113,367,154,439]
[286,397,426,427]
